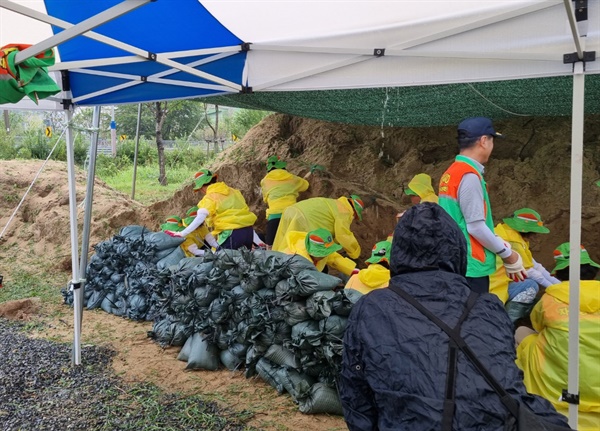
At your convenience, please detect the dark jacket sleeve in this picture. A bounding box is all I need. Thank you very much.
[339,301,379,431]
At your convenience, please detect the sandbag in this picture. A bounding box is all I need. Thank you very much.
[292,270,341,296]
[297,383,343,415]
[284,301,310,326]
[156,247,186,271]
[220,349,243,371]
[291,321,321,349]
[264,344,300,369]
[186,332,219,371]
[276,368,314,402]
[331,289,363,316]
[119,225,151,238]
[155,246,178,261]
[177,334,194,362]
[86,290,106,310]
[256,358,285,394]
[100,292,116,314]
[319,315,348,340]
[144,231,186,251]
[306,291,336,320]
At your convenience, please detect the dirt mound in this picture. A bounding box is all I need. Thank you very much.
[0,297,41,320]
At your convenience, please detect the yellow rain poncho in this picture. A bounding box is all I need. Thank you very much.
[516,280,600,430]
[260,169,309,218]
[180,224,210,257]
[345,264,390,295]
[272,197,360,259]
[408,173,438,203]
[197,182,257,238]
[489,223,535,303]
[281,231,356,275]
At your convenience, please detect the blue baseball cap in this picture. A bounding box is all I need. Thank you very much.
[457,117,503,139]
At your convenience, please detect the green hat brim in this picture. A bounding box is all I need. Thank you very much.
[161,222,182,232]
[551,255,600,274]
[307,242,342,257]
[404,188,418,196]
[503,217,549,234]
[365,256,388,265]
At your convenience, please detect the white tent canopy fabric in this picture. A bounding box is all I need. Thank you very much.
[1,1,597,427]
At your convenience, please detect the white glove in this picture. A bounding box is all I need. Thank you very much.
[504,252,528,282]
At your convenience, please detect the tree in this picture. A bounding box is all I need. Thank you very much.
[225,108,272,139]
[149,101,169,186]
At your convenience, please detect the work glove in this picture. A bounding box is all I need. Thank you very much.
[164,230,182,237]
[504,252,528,282]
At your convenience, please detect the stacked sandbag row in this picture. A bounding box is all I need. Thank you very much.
[148,248,363,415]
[62,225,184,321]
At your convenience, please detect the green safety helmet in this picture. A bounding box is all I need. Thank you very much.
[350,194,364,221]
[552,243,600,274]
[193,169,215,191]
[365,240,392,265]
[305,228,342,258]
[503,208,549,234]
[266,155,287,171]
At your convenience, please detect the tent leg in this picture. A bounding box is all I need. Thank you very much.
[131,103,142,199]
[65,108,82,366]
[77,106,101,334]
[567,61,584,428]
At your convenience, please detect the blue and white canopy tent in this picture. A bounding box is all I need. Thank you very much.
[1,1,598,426]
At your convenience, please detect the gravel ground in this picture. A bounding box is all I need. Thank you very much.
[0,319,255,431]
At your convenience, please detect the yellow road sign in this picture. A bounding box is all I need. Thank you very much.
[45,126,52,138]
[119,134,127,141]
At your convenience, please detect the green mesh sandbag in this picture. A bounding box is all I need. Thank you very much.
[156,247,186,271]
[220,349,243,371]
[306,291,336,320]
[276,368,314,402]
[284,301,310,326]
[256,358,285,394]
[264,344,300,369]
[292,270,341,296]
[297,383,343,415]
[186,332,219,371]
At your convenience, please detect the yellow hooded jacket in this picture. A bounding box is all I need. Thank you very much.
[408,173,439,204]
[281,231,356,275]
[516,280,600,430]
[489,223,535,303]
[180,224,210,258]
[272,197,360,259]
[197,182,257,237]
[260,169,309,218]
[344,264,390,295]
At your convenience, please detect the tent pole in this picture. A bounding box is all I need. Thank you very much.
[77,106,101,331]
[567,60,584,428]
[65,108,82,365]
[131,103,142,200]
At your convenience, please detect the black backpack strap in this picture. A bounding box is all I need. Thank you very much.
[388,284,521,421]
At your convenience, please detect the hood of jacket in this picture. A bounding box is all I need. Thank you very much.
[390,203,466,277]
[545,280,600,313]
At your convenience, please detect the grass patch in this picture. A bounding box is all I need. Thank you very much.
[99,165,195,205]
[0,269,62,304]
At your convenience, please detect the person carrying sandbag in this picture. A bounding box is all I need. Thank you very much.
[260,155,310,246]
[166,169,257,250]
[281,228,356,276]
[345,240,391,295]
[272,195,363,260]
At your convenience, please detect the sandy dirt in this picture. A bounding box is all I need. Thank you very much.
[1,113,599,430]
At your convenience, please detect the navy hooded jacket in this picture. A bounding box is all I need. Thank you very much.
[339,203,570,431]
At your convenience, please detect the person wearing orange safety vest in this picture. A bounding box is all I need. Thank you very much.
[516,243,600,430]
[166,169,257,250]
[281,228,357,276]
[439,117,526,293]
[272,195,364,259]
[345,240,391,295]
[260,155,309,246]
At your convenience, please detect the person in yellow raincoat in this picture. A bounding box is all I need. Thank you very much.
[516,242,600,430]
[489,208,559,323]
[281,228,357,275]
[405,173,438,204]
[167,169,257,250]
[178,206,220,257]
[260,155,309,246]
[345,240,391,295]
[272,195,363,259]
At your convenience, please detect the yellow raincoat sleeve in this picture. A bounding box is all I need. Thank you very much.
[334,197,361,259]
[324,252,356,276]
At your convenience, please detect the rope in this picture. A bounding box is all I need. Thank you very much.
[466,83,531,117]
[0,128,67,240]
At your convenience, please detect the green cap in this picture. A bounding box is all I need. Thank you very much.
[552,242,600,274]
[350,194,364,221]
[404,187,418,196]
[183,206,199,227]
[193,169,215,191]
[266,155,287,171]
[365,240,392,265]
[503,208,549,234]
[305,228,342,257]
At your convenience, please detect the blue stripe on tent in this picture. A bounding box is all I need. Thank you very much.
[44,0,243,61]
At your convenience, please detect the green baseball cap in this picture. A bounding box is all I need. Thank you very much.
[552,242,600,274]
[266,155,287,171]
[183,206,199,227]
[193,169,215,191]
[365,240,391,265]
[161,215,183,232]
[503,208,549,234]
[305,228,342,257]
[350,194,364,221]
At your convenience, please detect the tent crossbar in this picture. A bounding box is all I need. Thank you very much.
[7,0,152,65]
[251,44,558,62]
[72,81,139,104]
[564,0,584,58]
[252,56,372,91]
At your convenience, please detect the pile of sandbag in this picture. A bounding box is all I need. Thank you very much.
[62,225,184,321]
